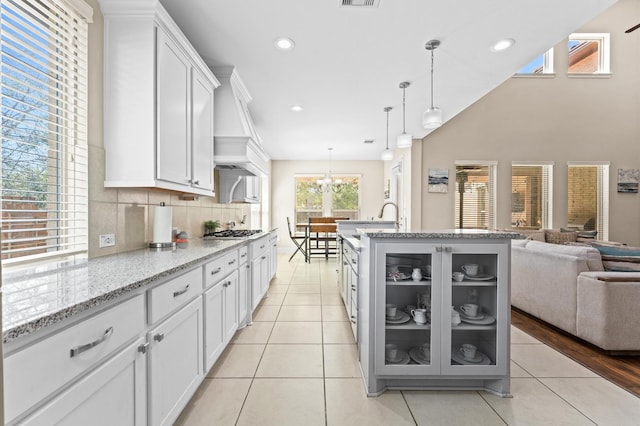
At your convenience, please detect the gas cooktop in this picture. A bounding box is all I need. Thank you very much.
[203,229,263,239]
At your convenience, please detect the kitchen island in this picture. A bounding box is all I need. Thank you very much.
[2,230,277,425]
[354,229,521,397]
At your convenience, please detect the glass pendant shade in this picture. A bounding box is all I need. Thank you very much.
[381,148,393,161]
[397,81,412,148]
[381,106,393,161]
[397,133,412,148]
[422,106,443,129]
[423,40,443,131]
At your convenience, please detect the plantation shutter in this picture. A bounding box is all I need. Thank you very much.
[1,0,91,264]
[454,162,497,230]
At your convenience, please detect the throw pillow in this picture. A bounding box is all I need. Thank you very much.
[591,244,640,272]
[577,230,598,239]
[545,230,577,244]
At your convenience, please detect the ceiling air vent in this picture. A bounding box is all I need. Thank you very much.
[363,139,375,144]
[340,0,380,8]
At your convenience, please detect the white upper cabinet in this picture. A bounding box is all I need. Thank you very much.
[100,0,219,196]
[191,70,215,191]
[218,169,261,203]
[156,28,191,187]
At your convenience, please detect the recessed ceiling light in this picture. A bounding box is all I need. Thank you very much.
[491,38,515,52]
[275,37,295,51]
[291,105,303,112]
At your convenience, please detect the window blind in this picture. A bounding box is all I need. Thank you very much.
[567,162,609,241]
[454,162,497,230]
[1,0,89,264]
[511,162,553,229]
[597,164,609,241]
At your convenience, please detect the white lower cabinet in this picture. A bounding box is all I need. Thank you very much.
[148,297,204,426]
[250,237,270,311]
[21,337,147,426]
[3,240,278,425]
[238,246,250,327]
[204,270,239,371]
[223,271,239,342]
[4,295,145,425]
[269,233,278,281]
[204,279,225,371]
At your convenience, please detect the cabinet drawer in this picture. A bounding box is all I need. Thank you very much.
[149,267,202,324]
[4,295,145,424]
[251,237,269,258]
[21,337,147,426]
[204,250,238,289]
[238,245,249,265]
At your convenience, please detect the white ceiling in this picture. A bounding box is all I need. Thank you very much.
[159,0,617,160]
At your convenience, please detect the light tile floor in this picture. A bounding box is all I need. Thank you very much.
[176,254,640,426]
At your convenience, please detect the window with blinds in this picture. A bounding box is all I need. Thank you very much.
[567,162,609,240]
[454,162,497,230]
[511,162,553,230]
[1,0,89,264]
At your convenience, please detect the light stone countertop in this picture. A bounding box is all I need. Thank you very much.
[2,233,273,344]
[340,229,523,253]
[359,229,524,239]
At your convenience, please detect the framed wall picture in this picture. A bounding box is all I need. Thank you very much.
[617,168,639,193]
[428,168,449,193]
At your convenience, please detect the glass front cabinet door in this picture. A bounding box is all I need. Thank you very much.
[374,241,509,379]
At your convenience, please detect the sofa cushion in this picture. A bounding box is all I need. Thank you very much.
[511,239,528,248]
[545,229,577,244]
[525,240,604,271]
[591,244,640,272]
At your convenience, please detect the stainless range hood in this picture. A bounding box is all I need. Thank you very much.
[213,66,269,177]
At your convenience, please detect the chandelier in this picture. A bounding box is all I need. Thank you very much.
[317,148,343,192]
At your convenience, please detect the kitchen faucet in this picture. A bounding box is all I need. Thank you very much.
[378,201,399,229]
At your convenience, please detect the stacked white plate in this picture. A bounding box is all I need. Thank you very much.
[451,347,491,365]
[456,307,495,325]
[385,349,410,364]
[386,311,410,324]
[464,273,495,281]
[409,346,431,365]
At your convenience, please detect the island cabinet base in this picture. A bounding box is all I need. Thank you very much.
[357,232,516,397]
[364,376,511,398]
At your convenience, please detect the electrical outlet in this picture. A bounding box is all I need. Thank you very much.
[99,234,115,248]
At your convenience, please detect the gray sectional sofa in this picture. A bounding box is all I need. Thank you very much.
[511,239,640,353]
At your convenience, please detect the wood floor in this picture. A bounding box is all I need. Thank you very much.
[511,308,640,398]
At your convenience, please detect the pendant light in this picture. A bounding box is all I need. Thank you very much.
[381,106,393,161]
[423,39,443,130]
[397,81,412,148]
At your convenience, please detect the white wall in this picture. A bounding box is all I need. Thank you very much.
[271,160,385,251]
[419,0,640,246]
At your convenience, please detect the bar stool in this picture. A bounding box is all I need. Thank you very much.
[286,217,308,262]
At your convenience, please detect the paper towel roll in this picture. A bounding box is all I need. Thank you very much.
[153,205,172,243]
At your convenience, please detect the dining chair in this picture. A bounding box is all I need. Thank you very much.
[286,217,308,262]
[307,217,348,259]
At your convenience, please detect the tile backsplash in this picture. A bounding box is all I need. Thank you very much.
[89,146,252,258]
